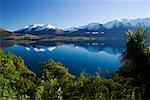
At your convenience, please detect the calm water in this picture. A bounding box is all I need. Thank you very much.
[3,40,124,76]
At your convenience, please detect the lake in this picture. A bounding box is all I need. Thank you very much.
[3,39,125,76]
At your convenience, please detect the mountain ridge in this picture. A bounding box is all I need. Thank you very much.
[13,17,150,37]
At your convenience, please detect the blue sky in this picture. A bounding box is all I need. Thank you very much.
[1,0,150,31]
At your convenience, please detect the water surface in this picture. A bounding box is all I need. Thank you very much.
[4,40,124,76]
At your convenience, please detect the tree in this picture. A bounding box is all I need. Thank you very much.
[120,26,150,98]
[122,26,148,66]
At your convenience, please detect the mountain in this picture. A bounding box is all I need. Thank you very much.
[14,18,150,37]
[66,18,150,31]
[0,28,41,41]
[14,24,64,36]
[64,18,150,37]
[0,28,12,34]
[0,28,14,39]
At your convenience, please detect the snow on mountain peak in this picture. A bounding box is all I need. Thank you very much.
[103,20,121,29]
[46,24,56,29]
[64,27,78,31]
[24,25,29,29]
[23,24,44,29]
[32,24,44,28]
[34,24,56,31]
[78,23,101,30]
[23,24,56,29]
[86,23,101,30]
[19,24,57,32]
[127,18,150,27]
[103,18,150,29]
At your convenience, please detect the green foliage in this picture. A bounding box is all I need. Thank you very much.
[0,50,36,99]
[122,26,149,67]
[0,75,17,99]
[35,86,44,99]
[119,26,150,98]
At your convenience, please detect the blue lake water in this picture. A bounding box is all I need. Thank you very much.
[4,40,124,76]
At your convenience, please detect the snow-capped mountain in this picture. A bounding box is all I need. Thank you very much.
[64,18,150,37]
[14,18,150,37]
[103,18,150,29]
[66,18,150,31]
[15,24,63,35]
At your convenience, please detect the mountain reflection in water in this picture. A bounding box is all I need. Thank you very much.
[4,40,124,76]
